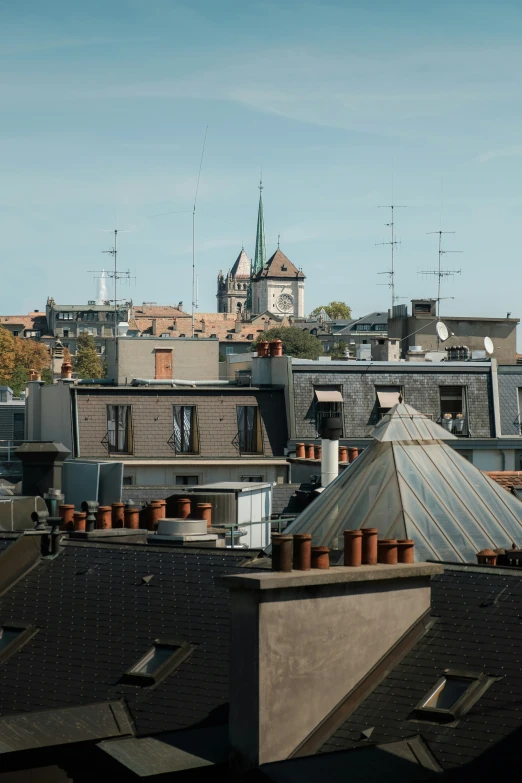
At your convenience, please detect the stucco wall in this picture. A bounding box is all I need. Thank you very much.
[107,337,220,384]
[228,568,437,766]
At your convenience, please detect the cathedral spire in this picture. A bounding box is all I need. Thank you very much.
[253,176,266,275]
[246,176,266,313]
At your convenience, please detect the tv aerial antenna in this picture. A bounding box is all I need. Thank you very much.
[376,204,406,309]
[191,126,208,338]
[89,229,135,343]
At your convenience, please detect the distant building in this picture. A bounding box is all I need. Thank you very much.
[216,181,306,318]
[389,299,519,364]
[0,311,49,340]
[45,297,132,358]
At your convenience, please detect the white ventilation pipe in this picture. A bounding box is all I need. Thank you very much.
[321,439,339,487]
[318,415,342,488]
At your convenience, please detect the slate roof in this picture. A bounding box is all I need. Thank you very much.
[271,485,301,516]
[0,541,259,737]
[254,249,305,280]
[320,565,522,772]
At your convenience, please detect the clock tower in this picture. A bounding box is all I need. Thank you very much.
[251,246,305,317]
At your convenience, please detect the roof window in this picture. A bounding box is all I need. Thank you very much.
[411,670,494,723]
[0,624,38,664]
[122,640,195,686]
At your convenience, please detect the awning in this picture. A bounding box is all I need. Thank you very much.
[314,389,343,403]
[376,390,401,408]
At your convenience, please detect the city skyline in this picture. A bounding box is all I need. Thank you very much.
[1,0,522,329]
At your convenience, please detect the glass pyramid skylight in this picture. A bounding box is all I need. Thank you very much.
[283,404,522,563]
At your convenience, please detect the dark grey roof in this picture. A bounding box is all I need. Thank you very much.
[320,565,522,772]
[334,312,388,336]
[0,541,258,737]
[0,534,18,555]
[271,485,301,516]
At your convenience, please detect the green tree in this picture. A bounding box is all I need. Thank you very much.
[330,339,348,360]
[252,327,323,360]
[74,332,105,379]
[311,301,352,320]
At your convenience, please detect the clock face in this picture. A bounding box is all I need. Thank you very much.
[277,293,294,312]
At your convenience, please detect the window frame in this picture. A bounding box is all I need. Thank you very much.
[104,404,134,455]
[121,639,195,687]
[175,475,200,485]
[240,475,264,482]
[0,623,38,665]
[411,669,493,724]
[236,405,263,455]
[313,386,344,437]
[169,405,200,455]
[439,385,468,436]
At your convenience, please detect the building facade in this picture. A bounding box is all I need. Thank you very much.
[217,249,251,314]
[45,297,131,357]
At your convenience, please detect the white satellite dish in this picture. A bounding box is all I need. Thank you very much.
[484,336,494,355]
[436,321,449,342]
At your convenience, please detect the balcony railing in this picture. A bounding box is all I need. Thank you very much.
[437,415,470,437]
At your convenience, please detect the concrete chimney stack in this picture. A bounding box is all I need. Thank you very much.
[223,561,442,770]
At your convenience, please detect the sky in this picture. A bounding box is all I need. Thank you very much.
[2,0,522,332]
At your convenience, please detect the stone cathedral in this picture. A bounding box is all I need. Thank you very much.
[216,182,305,317]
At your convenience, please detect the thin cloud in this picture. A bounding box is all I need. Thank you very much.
[477,145,522,163]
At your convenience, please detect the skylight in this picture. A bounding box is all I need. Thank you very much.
[0,624,38,664]
[122,640,194,686]
[412,670,493,723]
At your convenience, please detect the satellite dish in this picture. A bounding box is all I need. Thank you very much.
[484,336,494,355]
[436,321,449,342]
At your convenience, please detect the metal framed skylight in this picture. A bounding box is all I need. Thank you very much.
[122,639,195,686]
[0,624,38,665]
[411,669,494,724]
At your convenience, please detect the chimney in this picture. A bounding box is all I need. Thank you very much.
[223,561,442,769]
[318,415,342,487]
[152,318,158,336]
[16,441,71,496]
[235,319,242,334]
[201,319,206,334]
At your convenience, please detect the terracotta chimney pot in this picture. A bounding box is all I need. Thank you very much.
[314,444,322,460]
[305,443,315,459]
[124,506,140,529]
[272,535,293,572]
[295,443,305,459]
[293,533,312,571]
[339,446,348,463]
[111,502,125,528]
[377,539,398,565]
[73,511,86,532]
[476,549,498,566]
[96,505,112,530]
[397,539,415,564]
[311,546,330,569]
[269,339,283,357]
[176,497,192,519]
[146,500,164,531]
[344,530,363,567]
[61,361,73,380]
[59,504,75,531]
[348,447,359,463]
[362,528,378,565]
[257,340,269,358]
[196,502,213,527]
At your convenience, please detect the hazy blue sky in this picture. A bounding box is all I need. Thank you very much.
[2,0,522,325]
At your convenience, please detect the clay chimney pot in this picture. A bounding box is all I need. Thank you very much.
[311,545,330,570]
[361,528,378,565]
[377,539,398,565]
[344,530,363,567]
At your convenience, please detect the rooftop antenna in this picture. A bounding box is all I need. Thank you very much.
[89,229,134,345]
[376,203,406,309]
[419,229,462,347]
[192,126,208,338]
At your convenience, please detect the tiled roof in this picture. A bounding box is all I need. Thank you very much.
[321,565,522,772]
[132,305,185,318]
[486,471,522,490]
[0,313,48,332]
[230,249,251,279]
[271,485,301,516]
[254,249,305,279]
[133,311,282,342]
[0,542,258,736]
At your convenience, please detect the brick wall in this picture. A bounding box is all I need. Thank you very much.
[293,368,494,439]
[77,388,287,459]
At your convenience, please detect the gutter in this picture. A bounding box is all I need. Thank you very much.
[130,378,236,387]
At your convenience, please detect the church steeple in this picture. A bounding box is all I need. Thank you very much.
[246,176,266,313]
[253,177,266,275]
